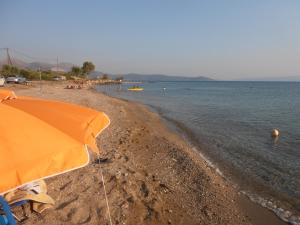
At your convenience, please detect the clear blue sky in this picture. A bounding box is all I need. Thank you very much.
[1,0,300,80]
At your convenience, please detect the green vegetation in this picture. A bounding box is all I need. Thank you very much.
[1,64,55,80]
[70,61,95,78]
[81,61,95,75]
[71,66,81,76]
[1,65,20,76]
[0,61,97,81]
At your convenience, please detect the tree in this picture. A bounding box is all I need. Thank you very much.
[10,66,19,74]
[81,61,95,75]
[1,65,11,76]
[2,65,11,72]
[20,69,30,79]
[1,64,19,77]
[71,66,82,76]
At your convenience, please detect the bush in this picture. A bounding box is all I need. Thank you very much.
[1,65,19,77]
[0,65,69,81]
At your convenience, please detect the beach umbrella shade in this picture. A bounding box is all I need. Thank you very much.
[0,89,110,194]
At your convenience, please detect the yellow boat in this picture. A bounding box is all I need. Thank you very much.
[128,87,144,91]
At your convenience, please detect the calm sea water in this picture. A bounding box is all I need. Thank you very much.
[96,81,300,223]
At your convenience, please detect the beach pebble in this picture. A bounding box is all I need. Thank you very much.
[289,215,300,224]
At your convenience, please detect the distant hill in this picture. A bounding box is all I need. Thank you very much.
[26,62,74,72]
[237,75,300,82]
[88,71,105,79]
[0,58,213,81]
[120,73,213,81]
[0,59,74,72]
[0,58,28,69]
[89,72,213,81]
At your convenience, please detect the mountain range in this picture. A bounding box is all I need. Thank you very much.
[238,75,300,82]
[0,59,74,72]
[0,59,213,81]
[1,59,299,81]
[89,72,213,81]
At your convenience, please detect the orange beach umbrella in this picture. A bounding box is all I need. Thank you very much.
[0,89,110,194]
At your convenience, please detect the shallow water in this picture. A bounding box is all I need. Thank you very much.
[96,81,300,224]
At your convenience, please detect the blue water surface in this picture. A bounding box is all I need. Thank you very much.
[97,81,300,215]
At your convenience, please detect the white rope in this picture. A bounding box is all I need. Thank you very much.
[98,155,113,225]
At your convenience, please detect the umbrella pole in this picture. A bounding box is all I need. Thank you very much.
[98,155,113,225]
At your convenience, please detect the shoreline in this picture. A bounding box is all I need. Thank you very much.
[155,108,300,225]
[7,82,288,225]
[161,114,299,225]
[94,85,292,225]
[97,86,297,225]
[96,84,300,225]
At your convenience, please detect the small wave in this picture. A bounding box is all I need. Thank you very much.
[193,147,224,177]
[174,123,300,225]
[240,191,300,225]
[194,146,300,225]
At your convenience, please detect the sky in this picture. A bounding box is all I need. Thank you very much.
[0,0,300,80]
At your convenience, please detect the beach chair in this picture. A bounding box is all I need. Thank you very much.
[0,196,17,225]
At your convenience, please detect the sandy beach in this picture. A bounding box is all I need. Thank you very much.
[7,82,287,225]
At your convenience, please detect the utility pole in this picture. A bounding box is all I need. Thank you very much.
[39,67,42,92]
[57,56,58,73]
[5,48,13,66]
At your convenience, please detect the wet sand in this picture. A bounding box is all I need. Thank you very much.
[8,82,287,225]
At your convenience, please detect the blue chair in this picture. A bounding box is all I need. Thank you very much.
[0,196,17,225]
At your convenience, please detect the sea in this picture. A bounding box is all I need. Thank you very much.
[96,81,300,224]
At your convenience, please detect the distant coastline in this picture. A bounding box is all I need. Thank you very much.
[89,72,214,82]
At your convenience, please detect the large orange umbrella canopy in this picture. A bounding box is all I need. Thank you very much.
[0,90,110,194]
